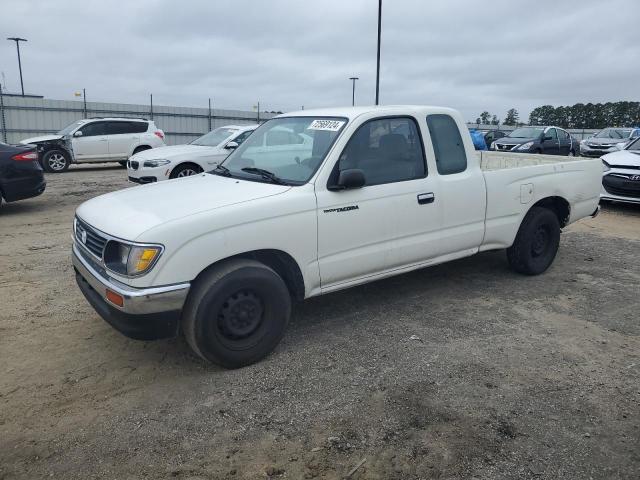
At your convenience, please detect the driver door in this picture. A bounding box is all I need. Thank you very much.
[542,128,560,155]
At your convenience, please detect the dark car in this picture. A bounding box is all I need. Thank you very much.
[0,142,46,210]
[490,126,577,155]
[484,129,507,146]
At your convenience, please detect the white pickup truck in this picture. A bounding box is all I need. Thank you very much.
[72,106,602,368]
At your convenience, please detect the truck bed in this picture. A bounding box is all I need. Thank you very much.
[477,151,592,171]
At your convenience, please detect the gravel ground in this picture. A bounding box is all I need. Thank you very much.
[1,165,639,480]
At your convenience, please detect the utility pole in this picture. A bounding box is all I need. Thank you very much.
[208,98,212,131]
[349,77,359,106]
[375,0,382,105]
[83,88,87,118]
[0,82,7,142]
[150,93,154,120]
[7,37,27,96]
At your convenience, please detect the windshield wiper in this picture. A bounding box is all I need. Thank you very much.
[212,164,231,177]
[241,167,289,185]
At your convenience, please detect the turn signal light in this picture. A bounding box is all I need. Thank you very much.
[106,289,124,308]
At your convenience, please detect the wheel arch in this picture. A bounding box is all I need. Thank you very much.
[169,161,204,177]
[529,196,570,228]
[192,249,306,301]
[131,144,152,156]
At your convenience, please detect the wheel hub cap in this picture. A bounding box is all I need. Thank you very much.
[218,291,263,339]
[532,226,549,256]
[49,153,66,170]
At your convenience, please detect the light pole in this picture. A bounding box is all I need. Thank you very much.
[7,37,27,96]
[349,77,359,106]
[375,0,382,105]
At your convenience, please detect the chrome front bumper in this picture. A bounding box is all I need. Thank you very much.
[72,243,190,315]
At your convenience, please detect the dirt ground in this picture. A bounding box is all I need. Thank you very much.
[1,165,639,480]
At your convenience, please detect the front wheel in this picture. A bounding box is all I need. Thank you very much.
[170,163,203,179]
[42,150,70,173]
[507,207,560,275]
[182,259,292,368]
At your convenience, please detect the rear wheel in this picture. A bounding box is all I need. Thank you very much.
[182,259,292,368]
[507,207,560,275]
[42,150,70,173]
[170,163,203,179]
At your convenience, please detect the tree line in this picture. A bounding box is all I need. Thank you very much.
[528,102,640,129]
[476,102,640,129]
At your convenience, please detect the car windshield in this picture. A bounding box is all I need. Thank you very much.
[57,120,85,136]
[191,128,237,147]
[626,138,640,151]
[508,127,544,138]
[216,117,347,185]
[594,128,632,139]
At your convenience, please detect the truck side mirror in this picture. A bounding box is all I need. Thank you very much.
[225,141,239,150]
[336,169,365,190]
[73,130,83,137]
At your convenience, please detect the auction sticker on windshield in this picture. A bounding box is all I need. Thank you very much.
[307,119,345,131]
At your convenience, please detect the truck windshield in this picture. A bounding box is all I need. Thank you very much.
[57,121,85,136]
[509,127,545,138]
[594,128,632,139]
[216,117,347,185]
[191,128,237,147]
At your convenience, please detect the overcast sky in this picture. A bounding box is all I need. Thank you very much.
[0,0,638,122]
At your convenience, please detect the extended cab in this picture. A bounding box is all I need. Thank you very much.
[72,106,602,368]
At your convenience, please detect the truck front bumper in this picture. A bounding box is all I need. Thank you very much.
[72,244,190,340]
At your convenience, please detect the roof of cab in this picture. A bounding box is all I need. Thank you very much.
[276,105,460,121]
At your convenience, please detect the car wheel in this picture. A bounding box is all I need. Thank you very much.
[170,163,203,179]
[42,150,70,173]
[568,150,575,157]
[507,206,560,275]
[182,259,292,368]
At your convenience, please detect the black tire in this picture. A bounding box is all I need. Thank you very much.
[42,149,70,173]
[170,163,203,179]
[132,145,151,156]
[507,207,560,275]
[182,259,292,368]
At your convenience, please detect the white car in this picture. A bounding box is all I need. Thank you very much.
[127,125,257,183]
[72,105,601,368]
[20,118,165,173]
[601,137,640,204]
[580,127,640,158]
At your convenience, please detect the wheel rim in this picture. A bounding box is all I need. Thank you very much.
[531,225,550,257]
[177,168,198,177]
[217,290,264,340]
[48,153,66,171]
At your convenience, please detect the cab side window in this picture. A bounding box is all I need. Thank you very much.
[426,114,467,175]
[336,117,426,186]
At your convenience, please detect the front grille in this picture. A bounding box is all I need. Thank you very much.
[496,144,516,151]
[75,218,108,258]
[129,160,139,170]
[603,174,640,198]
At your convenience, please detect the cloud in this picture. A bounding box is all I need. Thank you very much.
[0,0,637,122]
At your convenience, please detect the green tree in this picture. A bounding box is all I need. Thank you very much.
[479,111,491,124]
[491,115,500,125]
[504,108,519,126]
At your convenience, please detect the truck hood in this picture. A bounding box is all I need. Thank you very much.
[602,150,640,167]
[75,173,291,241]
[20,134,63,145]
[132,144,223,161]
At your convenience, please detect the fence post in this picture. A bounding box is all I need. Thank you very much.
[257,101,260,123]
[150,94,153,120]
[83,88,87,118]
[0,83,6,143]
[208,98,212,131]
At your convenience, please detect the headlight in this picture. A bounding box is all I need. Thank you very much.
[517,141,534,150]
[580,140,587,146]
[602,160,611,172]
[103,240,162,276]
[143,159,171,168]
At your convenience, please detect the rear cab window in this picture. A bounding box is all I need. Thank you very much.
[426,114,467,175]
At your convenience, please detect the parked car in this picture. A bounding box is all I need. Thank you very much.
[127,125,257,184]
[483,129,507,146]
[580,127,640,158]
[72,106,601,368]
[490,126,577,155]
[20,118,165,173]
[600,137,640,204]
[0,142,46,210]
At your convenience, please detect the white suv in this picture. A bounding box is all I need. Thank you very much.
[128,125,256,184]
[20,118,165,173]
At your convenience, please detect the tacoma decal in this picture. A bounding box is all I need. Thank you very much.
[323,205,359,213]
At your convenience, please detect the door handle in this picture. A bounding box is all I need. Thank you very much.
[417,192,435,205]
